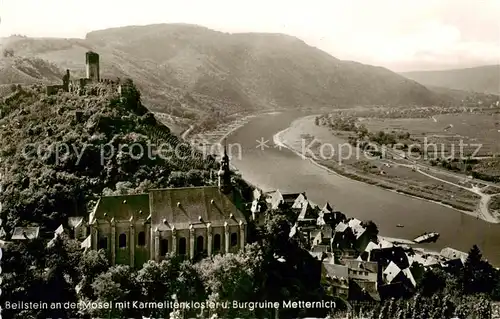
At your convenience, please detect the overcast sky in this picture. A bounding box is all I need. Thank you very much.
[0,0,499,71]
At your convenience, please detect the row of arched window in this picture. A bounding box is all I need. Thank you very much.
[98,232,238,255]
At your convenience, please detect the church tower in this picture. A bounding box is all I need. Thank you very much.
[218,142,232,194]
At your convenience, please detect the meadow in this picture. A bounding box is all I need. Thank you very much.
[360,112,500,157]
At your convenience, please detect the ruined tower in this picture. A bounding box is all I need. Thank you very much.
[62,69,70,92]
[85,51,100,82]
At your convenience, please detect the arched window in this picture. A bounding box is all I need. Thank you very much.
[230,233,237,247]
[160,239,169,256]
[138,231,146,246]
[196,236,204,253]
[178,237,187,255]
[119,233,127,248]
[214,234,221,252]
[99,237,108,250]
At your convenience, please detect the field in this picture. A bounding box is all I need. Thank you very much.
[281,115,482,212]
[360,112,500,157]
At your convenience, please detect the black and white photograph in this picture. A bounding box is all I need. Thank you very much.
[0,0,499,318]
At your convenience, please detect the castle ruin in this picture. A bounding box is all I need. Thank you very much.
[46,51,110,95]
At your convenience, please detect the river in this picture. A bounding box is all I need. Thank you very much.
[225,111,500,265]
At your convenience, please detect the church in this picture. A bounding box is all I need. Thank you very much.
[82,148,248,267]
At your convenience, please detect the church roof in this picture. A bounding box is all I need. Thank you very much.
[90,187,246,230]
[90,193,150,223]
[149,186,246,230]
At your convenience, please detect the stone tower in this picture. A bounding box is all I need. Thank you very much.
[62,69,70,92]
[85,51,100,82]
[218,142,232,194]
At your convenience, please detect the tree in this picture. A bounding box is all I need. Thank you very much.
[196,250,259,318]
[91,265,141,318]
[78,249,110,299]
[463,245,496,294]
[419,268,448,296]
[136,256,206,318]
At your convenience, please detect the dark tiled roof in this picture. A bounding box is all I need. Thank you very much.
[91,193,150,222]
[12,227,39,240]
[91,187,247,230]
[149,186,246,230]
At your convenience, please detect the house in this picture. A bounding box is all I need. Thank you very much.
[85,148,248,267]
[267,190,305,210]
[68,216,88,240]
[343,259,380,301]
[332,222,356,251]
[322,260,350,299]
[11,227,39,240]
[440,247,468,265]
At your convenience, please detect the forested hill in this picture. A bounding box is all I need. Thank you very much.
[0,80,217,233]
[0,24,453,129]
[401,65,500,95]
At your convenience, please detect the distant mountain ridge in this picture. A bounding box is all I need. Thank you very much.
[0,24,498,130]
[401,65,500,95]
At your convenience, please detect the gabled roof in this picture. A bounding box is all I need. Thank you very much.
[298,201,318,221]
[383,261,401,283]
[282,192,304,202]
[348,218,366,239]
[292,193,308,209]
[402,268,416,287]
[364,241,379,254]
[335,222,349,232]
[12,227,39,240]
[54,225,64,236]
[149,186,246,230]
[81,235,91,249]
[268,190,284,209]
[321,202,333,214]
[252,189,262,201]
[68,217,84,228]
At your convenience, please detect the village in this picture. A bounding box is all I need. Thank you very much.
[250,188,469,304]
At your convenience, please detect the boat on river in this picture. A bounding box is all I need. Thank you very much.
[413,232,440,244]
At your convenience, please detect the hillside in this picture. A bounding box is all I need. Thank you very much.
[0,81,217,233]
[401,65,500,95]
[0,25,454,127]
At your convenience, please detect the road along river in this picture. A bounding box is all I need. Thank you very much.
[224,111,500,265]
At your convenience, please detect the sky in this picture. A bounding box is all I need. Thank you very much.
[0,0,499,72]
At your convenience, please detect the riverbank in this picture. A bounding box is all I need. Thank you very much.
[274,115,500,224]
